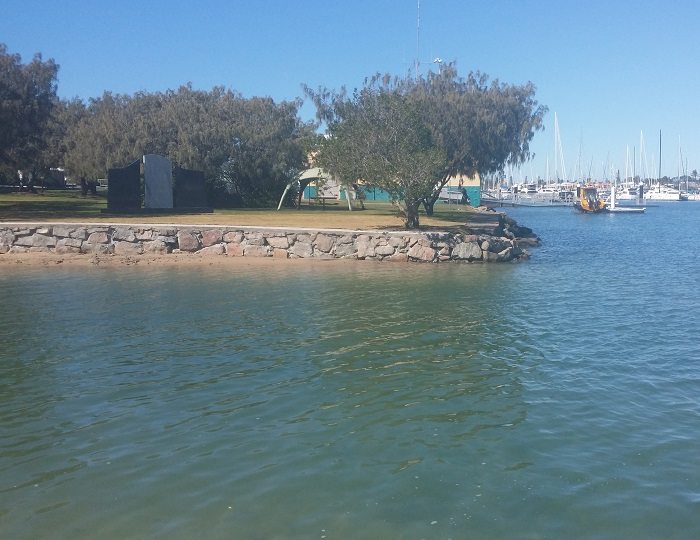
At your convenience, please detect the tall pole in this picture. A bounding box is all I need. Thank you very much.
[415,0,420,78]
[659,129,662,187]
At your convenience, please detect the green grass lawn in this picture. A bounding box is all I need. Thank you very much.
[0,189,479,231]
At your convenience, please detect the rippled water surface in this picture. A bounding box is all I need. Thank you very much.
[2,204,700,539]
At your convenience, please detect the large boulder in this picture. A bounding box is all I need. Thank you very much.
[407,243,436,262]
[289,241,313,258]
[452,241,483,261]
[201,229,224,247]
[177,231,200,252]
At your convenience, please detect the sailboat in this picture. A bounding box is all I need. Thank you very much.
[645,131,688,201]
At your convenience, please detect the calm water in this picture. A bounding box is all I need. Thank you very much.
[2,204,700,539]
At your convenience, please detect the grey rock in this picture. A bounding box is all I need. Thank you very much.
[0,230,15,253]
[407,243,436,262]
[86,232,109,244]
[82,243,113,255]
[266,236,290,249]
[28,234,56,248]
[223,231,243,243]
[13,235,34,247]
[154,227,177,237]
[177,231,200,252]
[389,236,408,248]
[143,240,170,254]
[198,244,225,256]
[113,241,143,255]
[244,232,265,246]
[55,238,82,254]
[52,226,74,238]
[452,241,483,261]
[356,240,376,259]
[385,252,409,262]
[113,227,136,242]
[56,237,82,249]
[201,229,223,247]
[289,242,313,258]
[314,234,335,253]
[156,235,177,245]
[496,247,514,262]
[243,245,270,257]
[337,235,355,245]
[225,243,244,257]
[334,243,357,258]
[375,244,396,256]
[135,229,156,241]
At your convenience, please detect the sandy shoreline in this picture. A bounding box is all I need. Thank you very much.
[0,251,361,269]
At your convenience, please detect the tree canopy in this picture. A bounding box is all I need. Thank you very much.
[306,65,547,224]
[0,40,314,205]
[1,43,547,215]
[310,88,444,227]
[0,44,59,181]
[62,86,314,205]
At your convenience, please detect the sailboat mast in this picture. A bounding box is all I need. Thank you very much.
[658,129,662,189]
[678,135,681,185]
[554,113,558,181]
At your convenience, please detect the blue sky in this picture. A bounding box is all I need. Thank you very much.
[3,0,700,180]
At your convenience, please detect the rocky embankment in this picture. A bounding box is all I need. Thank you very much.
[0,213,539,263]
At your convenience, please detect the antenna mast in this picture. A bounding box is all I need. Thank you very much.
[415,0,421,78]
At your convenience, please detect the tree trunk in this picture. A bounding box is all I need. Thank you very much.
[405,203,420,229]
[422,198,435,216]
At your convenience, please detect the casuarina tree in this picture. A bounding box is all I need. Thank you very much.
[0,44,59,182]
[307,82,444,228]
[306,65,547,224]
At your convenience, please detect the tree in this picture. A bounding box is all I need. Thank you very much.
[39,97,86,175]
[63,91,164,180]
[400,65,547,214]
[0,43,59,182]
[305,66,546,226]
[308,85,445,228]
[63,86,314,205]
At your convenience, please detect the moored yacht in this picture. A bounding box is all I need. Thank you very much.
[643,184,688,201]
